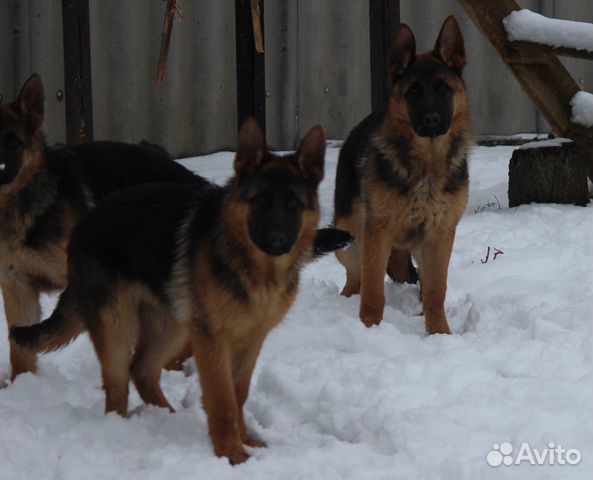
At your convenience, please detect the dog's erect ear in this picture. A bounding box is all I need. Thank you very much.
[235,116,267,175]
[296,125,325,186]
[433,16,466,73]
[389,23,416,82]
[16,74,45,130]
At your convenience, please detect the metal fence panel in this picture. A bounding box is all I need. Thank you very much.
[1,0,592,153]
[90,0,237,157]
[6,0,66,144]
[0,1,13,108]
[295,0,372,144]
[264,1,298,149]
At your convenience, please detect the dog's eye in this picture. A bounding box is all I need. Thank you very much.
[406,85,422,100]
[251,193,271,208]
[435,82,451,96]
[287,196,302,212]
[4,135,23,150]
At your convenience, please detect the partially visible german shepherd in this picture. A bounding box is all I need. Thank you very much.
[12,118,325,464]
[334,16,473,334]
[0,74,208,380]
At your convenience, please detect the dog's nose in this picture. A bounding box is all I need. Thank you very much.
[422,113,441,128]
[267,231,288,249]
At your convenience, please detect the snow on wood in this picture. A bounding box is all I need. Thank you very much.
[519,138,572,150]
[503,9,593,53]
[571,91,593,127]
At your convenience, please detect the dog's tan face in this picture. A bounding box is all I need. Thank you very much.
[388,16,467,139]
[232,118,325,257]
[0,74,45,189]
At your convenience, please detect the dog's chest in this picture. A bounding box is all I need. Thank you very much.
[401,177,450,230]
[227,284,294,339]
[367,169,456,246]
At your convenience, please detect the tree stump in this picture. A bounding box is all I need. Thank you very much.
[508,141,589,207]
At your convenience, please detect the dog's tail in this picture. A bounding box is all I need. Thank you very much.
[313,227,355,258]
[10,289,84,353]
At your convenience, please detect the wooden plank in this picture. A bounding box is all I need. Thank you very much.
[250,0,264,54]
[458,0,592,178]
[156,0,178,86]
[457,0,580,138]
[235,0,266,134]
[369,0,400,113]
[62,0,93,144]
[508,40,593,62]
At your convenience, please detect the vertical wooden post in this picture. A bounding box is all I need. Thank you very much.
[369,0,400,112]
[62,0,93,144]
[235,0,266,134]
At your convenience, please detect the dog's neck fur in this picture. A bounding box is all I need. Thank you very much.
[371,108,472,188]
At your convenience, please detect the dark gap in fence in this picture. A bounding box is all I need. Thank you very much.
[235,0,266,135]
[369,0,400,113]
[62,0,93,144]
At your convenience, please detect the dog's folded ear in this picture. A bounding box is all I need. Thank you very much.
[235,116,267,176]
[297,125,325,186]
[389,23,416,82]
[16,73,45,130]
[433,16,466,74]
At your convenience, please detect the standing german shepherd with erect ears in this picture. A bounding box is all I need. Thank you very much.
[334,16,473,333]
[0,74,208,380]
[12,118,325,464]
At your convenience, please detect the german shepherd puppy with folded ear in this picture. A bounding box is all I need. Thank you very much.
[13,117,326,465]
[334,16,473,333]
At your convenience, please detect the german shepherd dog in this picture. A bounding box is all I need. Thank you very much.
[334,16,473,334]
[12,118,326,464]
[0,74,210,380]
[1,75,350,380]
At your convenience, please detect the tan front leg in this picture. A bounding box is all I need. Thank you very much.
[2,283,41,380]
[335,213,363,297]
[359,226,392,327]
[190,329,248,465]
[414,228,456,335]
[233,334,267,448]
[336,243,362,297]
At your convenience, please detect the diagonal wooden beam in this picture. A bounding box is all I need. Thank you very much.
[457,0,592,178]
[507,40,593,62]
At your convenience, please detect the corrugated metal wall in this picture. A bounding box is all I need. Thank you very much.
[4,1,66,145]
[0,0,591,155]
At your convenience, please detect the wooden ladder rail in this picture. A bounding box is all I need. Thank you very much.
[457,0,593,179]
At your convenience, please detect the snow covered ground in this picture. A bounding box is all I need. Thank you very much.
[1,143,592,479]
